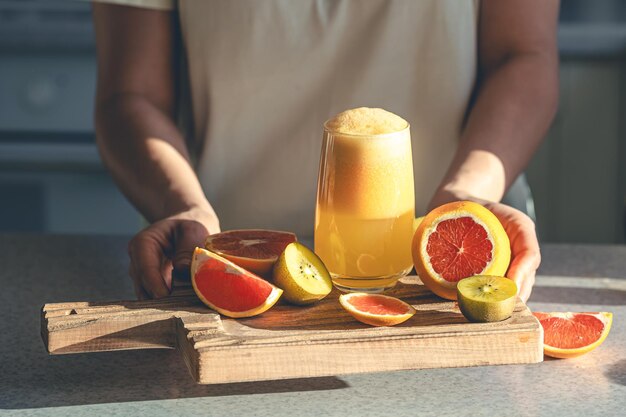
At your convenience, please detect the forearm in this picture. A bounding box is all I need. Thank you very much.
[95,93,215,223]
[430,51,558,208]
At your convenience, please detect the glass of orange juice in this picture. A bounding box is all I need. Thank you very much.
[315,108,415,293]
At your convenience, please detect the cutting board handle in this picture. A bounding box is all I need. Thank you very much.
[41,295,221,354]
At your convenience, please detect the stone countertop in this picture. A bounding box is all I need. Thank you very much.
[0,234,624,416]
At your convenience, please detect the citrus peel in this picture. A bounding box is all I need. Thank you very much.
[204,229,296,276]
[533,312,612,359]
[191,247,282,318]
[339,293,416,327]
[412,201,511,300]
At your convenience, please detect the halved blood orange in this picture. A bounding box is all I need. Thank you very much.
[339,293,416,327]
[533,312,613,359]
[205,229,297,276]
[191,247,282,318]
[412,201,511,300]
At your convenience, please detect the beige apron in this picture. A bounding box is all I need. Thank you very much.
[92,0,480,238]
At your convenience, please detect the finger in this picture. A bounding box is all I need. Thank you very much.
[518,271,535,303]
[490,205,541,302]
[172,220,209,280]
[129,262,151,300]
[136,286,150,300]
[128,235,171,299]
[506,247,540,301]
[134,279,150,300]
[161,257,173,291]
[509,259,535,303]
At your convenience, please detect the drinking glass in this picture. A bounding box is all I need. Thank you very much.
[314,120,415,292]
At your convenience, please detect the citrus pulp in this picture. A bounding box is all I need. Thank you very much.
[412,201,511,300]
[533,312,612,359]
[205,229,296,276]
[339,293,415,327]
[191,247,282,318]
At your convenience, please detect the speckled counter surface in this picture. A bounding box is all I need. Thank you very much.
[0,234,624,416]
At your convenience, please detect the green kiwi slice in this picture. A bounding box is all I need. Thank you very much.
[272,242,333,305]
[457,275,518,322]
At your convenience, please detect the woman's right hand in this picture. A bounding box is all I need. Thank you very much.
[127,208,220,299]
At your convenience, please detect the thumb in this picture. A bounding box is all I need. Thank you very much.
[505,248,540,302]
[172,220,210,280]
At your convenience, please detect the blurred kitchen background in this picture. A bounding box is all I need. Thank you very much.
[0,0,625,243]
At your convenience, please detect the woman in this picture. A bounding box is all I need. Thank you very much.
[90,0,559,302]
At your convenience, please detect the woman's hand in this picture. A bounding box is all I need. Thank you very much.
[93,6,222,299]
[127,208,220,299]
[483,202,540,302]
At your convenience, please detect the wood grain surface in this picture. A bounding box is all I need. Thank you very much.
[42,276,543,384]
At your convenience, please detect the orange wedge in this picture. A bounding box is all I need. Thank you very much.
[339,293,416,327]
[533,312,613,359]
[205,229,297,276]
[191,247,282,318]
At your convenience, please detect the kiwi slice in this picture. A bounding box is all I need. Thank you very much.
[457,275,518,322]
[272,242,333,305]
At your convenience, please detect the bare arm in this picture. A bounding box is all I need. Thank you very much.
[430,0,560,207]
[93,4,219,298]
[429,0,560,301]
[93,4,217,225]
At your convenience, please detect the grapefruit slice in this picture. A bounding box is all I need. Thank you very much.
[533,312,613,359]
[412,201,511,300]
[191,247,282,318]
[339,293,416,327]
[205,229,297,276]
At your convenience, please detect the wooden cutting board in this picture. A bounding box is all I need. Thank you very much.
[41,276,543,384]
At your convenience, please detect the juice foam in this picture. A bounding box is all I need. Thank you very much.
[315,108,415,290]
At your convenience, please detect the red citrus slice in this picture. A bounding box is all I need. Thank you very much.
[205,229,297,276]
[412,201,511,300]
[533,312,613,359]
[191,247,282,318]
[339,293,416,327]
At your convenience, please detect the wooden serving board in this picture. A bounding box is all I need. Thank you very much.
[41,276,543,384]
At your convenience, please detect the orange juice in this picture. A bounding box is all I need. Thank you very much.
[315,108,415,292]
